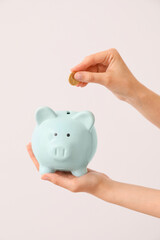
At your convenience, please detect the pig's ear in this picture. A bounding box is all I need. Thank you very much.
[72,111,95,131]
[35,107,57,125]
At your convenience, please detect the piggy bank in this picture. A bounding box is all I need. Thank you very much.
[31,107,97,177]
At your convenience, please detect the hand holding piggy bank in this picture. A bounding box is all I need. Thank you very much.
[31,107,97,177]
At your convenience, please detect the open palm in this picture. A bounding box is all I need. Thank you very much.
[27,142,110,194]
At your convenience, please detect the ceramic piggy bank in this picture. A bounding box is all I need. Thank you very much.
[31,107,97,177]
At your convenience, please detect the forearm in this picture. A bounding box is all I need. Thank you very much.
[126,79,160,128]
[94,179,160,218]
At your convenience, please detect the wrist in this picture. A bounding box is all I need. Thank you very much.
[93,179,127,205]
[91,176,116,202]
[125,78,149,107]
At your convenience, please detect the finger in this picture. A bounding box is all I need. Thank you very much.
[41,172,77,191]
[76,82,82,87]
[71,50,109,72]
[76,82,87,87]
[87,168,96,173]
[81,82,88,87]
[74,71,107,85]
[78,82,85,87]
[87,64,106,73]
[26,142,39,171]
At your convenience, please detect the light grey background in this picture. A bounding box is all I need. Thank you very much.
[0,0,159,239]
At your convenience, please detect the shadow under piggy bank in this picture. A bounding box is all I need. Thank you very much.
[31,107,97,177]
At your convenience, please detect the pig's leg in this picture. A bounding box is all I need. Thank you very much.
[39,165,55,174]
[72,167,87,177]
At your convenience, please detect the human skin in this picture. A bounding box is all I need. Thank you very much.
[72,48,160,128]
[27,48,160,218]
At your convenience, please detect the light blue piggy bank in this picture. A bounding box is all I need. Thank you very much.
[31,107,97,177]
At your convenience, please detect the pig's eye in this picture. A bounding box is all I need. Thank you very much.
[54,133,58,136]
[66,133,70,137]
[66,111,70,114]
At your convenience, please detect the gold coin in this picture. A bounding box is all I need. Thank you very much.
[68,72,79,86]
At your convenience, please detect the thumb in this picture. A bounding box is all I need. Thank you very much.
[74,71,107,85]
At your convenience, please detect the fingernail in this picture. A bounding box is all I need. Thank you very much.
[74,72,82,81]
[41,175,49,181]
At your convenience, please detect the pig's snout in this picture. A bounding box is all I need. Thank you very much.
[52,146,70,160]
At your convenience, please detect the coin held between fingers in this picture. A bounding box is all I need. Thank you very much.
[68,72,79,86]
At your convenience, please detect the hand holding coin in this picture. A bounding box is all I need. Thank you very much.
[68,72,88,87]
[68,72,79,86]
